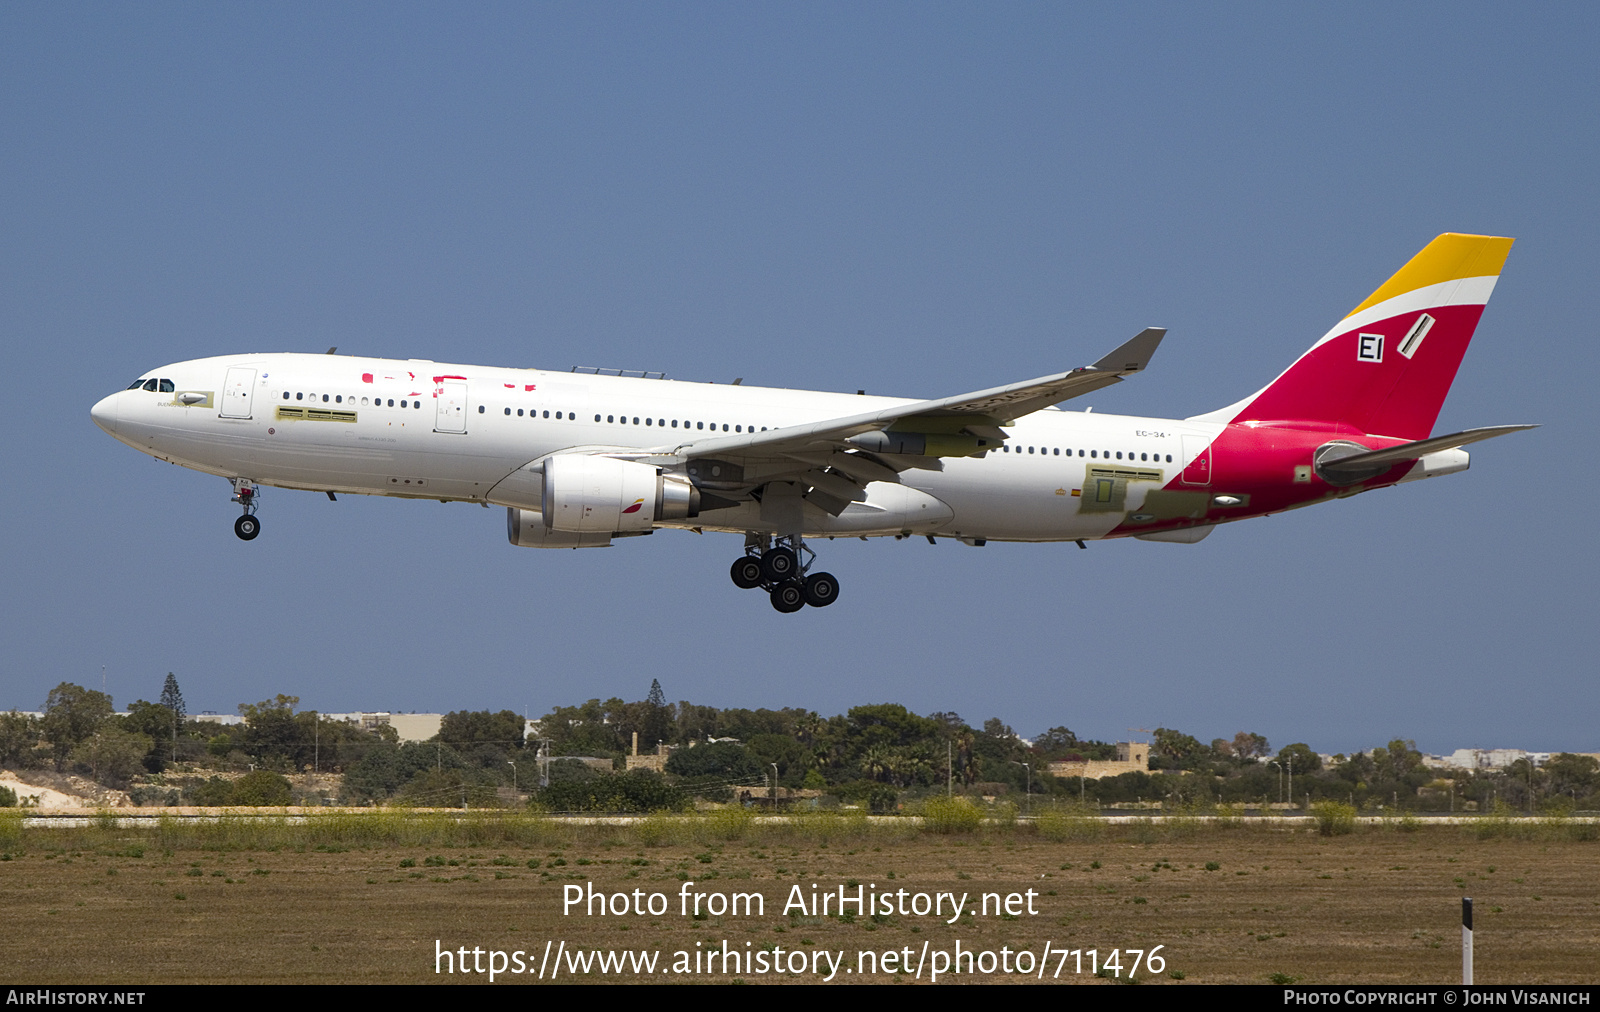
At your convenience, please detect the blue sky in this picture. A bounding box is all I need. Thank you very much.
[3,4,1595,755]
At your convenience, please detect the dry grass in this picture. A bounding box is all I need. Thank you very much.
[1,813,1594,984]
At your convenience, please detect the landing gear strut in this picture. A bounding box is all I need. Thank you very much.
[728,534,839,613]
[230,478,261,541]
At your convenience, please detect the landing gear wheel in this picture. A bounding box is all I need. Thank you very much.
[234,515,260,541]
[802,572,839,608]
[730,556,765,590]
[761,547,798,582]
[769,581,805,613]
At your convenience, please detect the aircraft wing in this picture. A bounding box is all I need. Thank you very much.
[651,327,1164,463]
[616,327,1165,514]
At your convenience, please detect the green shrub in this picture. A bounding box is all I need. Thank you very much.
[1034,804,1102,841]
[1312,801,1356,836]
[705,804,756,841]
[921,796,983,834]
[231,770,293,807]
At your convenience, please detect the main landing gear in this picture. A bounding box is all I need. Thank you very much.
[230,478,261,541]
[729,535,839,613]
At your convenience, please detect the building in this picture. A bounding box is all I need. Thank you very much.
[1047,741,1150,780]
[624,731,669,772]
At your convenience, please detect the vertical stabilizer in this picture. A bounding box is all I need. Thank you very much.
[1192,234,1513,439]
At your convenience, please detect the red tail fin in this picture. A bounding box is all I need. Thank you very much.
[1195,234,1513,439]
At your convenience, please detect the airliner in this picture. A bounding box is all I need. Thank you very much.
[92,233,1533,612]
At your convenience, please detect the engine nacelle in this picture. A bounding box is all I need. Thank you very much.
[507,508,612,548]
[541,455,700,533]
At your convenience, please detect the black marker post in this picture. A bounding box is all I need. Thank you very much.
[1462,896,1473,985]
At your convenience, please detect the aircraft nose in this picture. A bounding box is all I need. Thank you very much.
[90,393,119,435]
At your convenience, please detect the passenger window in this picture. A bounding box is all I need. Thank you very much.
[296,392,303,400]
[504,407,510,415]
[282,391,290,400]
[388,399,395,407]
[322,394,329,402]
[671,419,678,427]
[697,422,703,430]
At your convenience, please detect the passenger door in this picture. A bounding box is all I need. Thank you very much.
[220,367,256,419]
[434,380,467,433]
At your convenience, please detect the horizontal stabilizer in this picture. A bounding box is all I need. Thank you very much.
[1318,424,1537,476]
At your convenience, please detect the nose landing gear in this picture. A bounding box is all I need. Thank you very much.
[230,478,261,541]
[729,534,839,613]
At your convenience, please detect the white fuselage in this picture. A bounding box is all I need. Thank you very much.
[93,353,1223,543]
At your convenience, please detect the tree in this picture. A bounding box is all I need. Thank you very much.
[1231,732,1270,761]
[239,695,304,764]
[70,726,153,788]
[42,683,114,769]
[159,674,186,723]
[637,680,673,750]
[1276,743,1322,774]
[1031,727,1080,757]
[342,741,472,804]
[1153,728,1205,767]
[536,770,687,813]
[0,711,41,769]
[665,741,760,780]
[1543,753,1600,803]
[120,701,174,772]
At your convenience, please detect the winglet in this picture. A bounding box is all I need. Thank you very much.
[1091,327,1165,375]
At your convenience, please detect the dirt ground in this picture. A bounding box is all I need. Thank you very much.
[1,821,1595,985]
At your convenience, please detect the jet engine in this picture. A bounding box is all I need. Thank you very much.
[541,455,700,533]
[507,508,612,548]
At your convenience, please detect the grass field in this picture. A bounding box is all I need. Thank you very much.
[1,811,1595,984]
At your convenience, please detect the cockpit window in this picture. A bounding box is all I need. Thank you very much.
[127,379,147,390]
[142,379,159,392]
[159,379,175,393]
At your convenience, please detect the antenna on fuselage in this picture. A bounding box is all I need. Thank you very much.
[325,347,337,355]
